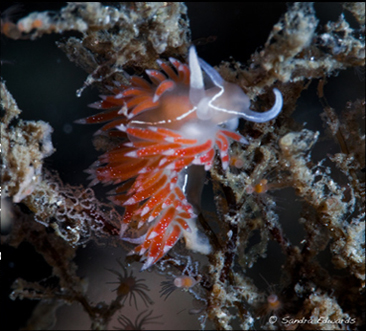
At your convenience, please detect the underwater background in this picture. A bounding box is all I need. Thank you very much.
[1,2,364,330]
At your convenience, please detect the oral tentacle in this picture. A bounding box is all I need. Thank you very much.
[236,88,283,123]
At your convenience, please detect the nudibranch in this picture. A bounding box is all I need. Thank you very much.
[79,46,282,270]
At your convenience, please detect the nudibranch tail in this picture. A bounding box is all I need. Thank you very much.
[79,45,282,269]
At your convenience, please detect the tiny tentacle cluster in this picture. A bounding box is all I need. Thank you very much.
[80,46,282,269]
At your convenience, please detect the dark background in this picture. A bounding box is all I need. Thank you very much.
[1,3,363,330]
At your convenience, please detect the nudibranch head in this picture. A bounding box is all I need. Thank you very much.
[79,45,283,269]
[188,46,283,125]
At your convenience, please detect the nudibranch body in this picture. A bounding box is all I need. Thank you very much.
[80,46,282,270]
